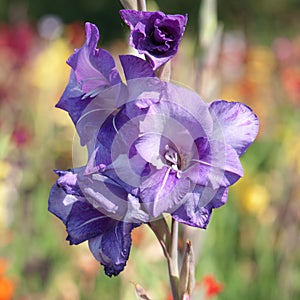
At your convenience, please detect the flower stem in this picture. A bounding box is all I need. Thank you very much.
[169,218,180,300]
[148,218,171,258]
[149,217,180,299]
[137,0,147,11]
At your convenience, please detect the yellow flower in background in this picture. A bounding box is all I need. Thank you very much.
[29,38,73,127]
[281,126,300,176]
[243,183,270,216]
[233,176,270,218]
[247,46,276,86]
[0,161,10,181]
[30,38,71,92]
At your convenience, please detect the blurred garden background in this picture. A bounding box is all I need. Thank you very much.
[1,0,300,299]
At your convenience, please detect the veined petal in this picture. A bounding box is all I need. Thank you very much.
[122,78,165,110]
[138,96,212,150]
[75,83,123,146]
[48,168,86,223]
[219,143,244,186]
[56,23,121,125]
[67,22,121,93]
[187,138,243,188]
[209,100,259,156]
[184,137,211,186]
[82,172,149,223]
[55,71,91,125]
[120,10,164,28]
[140,167,191,217]
[119,55,155,80]
[88,221,138,276]
[48,168,141,277]
[48,182,79,224]
[54,169,83,196]
[66,200,115,245]
[208,141,243,188]
[134,133,165,169]
[172,186,228,228]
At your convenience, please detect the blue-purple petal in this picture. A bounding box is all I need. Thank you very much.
[48,169,85,223]
[119,55,155,80]
[55,71,92,124]
[66,200,116,245]
[48,182,77,224]
[209,100,259,156]
[67,22,121,93]
[54,169,83,196]
[140,167,191,217]
[171,186,228,228]
[88,221,138,276]
[48,168,141,276]
[190,139,244,188]
[120,10,187,70]
[56,22,121,125]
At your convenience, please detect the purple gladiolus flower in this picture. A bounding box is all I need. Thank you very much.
[49,20,259,277]
[120,10,187,70]
[84,82,259,228]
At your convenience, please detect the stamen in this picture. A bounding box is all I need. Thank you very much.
[164,145,179,166]
[190,158,213,167]
[164,144,182,178]
[185,158,228,176]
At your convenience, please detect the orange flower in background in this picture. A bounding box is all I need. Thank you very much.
[0,259,14,300]
[131,225,146,247]
[166,291,173,300]
[202,275,223,298]
[66,21,85,48]
[0,277,14,300]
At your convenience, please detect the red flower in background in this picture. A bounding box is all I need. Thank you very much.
[273,36,300,105]
[0,22,35,66]
[11,125,32,148]
[66,21,85,48]
[280,67,300,105]
[202,275,223,298]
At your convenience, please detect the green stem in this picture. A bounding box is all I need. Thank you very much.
[169,218,180,300]
[149,217,180,300]
[137,0,147,11]
[148,218,171,258]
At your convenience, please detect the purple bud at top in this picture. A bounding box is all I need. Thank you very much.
[120,10,188,70]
